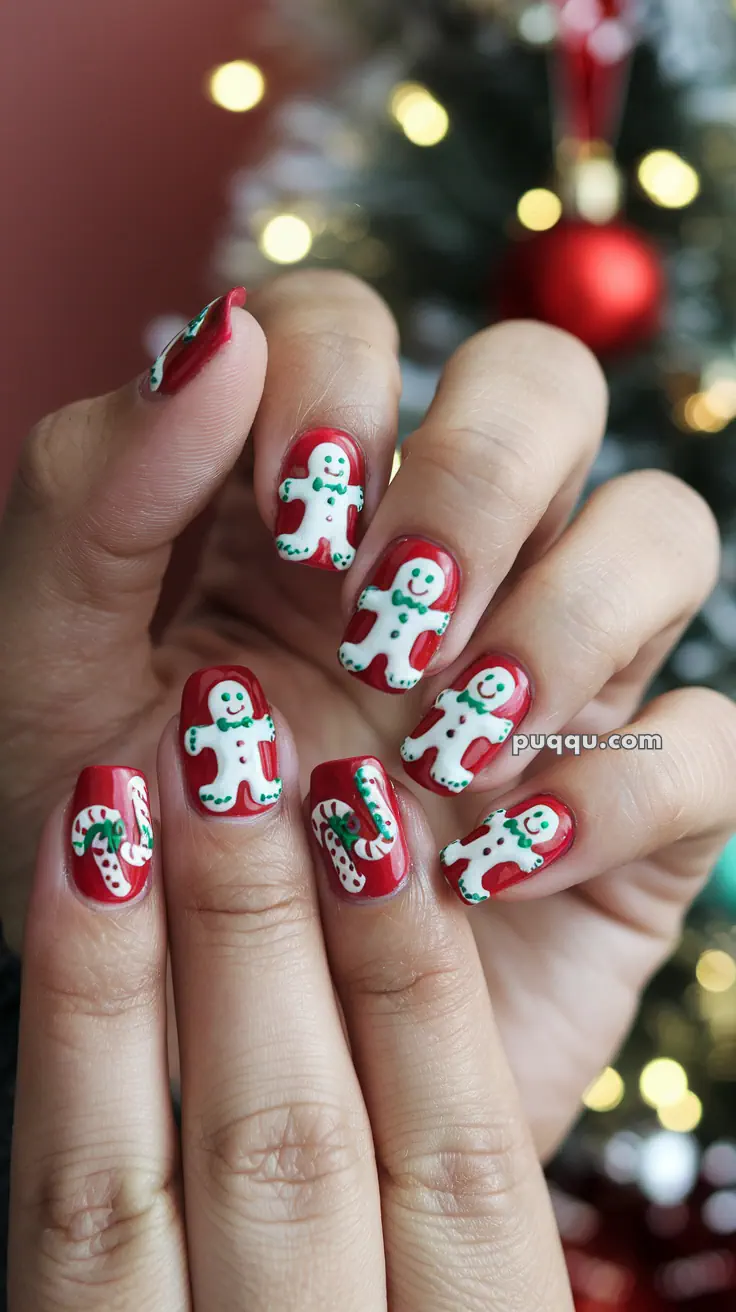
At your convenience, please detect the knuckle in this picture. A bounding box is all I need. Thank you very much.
[185,865,315,951]
[346,952,473,1023]
[199,1101,368,1222]
[33,1159,175,1272]
[16,399,106,514]
[32,942,162,1028]
[418,426,547,528]
[600,470,721,597]
[383,1113,531,1219]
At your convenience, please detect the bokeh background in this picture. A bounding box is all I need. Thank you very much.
[4,0,736,1306]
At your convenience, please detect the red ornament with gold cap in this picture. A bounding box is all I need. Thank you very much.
[498,0,665,358]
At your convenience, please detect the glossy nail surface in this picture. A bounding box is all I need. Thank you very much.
[142,286,246,398]
[338,536,460,694]
[275,427,365,571]
[180,665,282,818]
[401,653,532,796]
[70,767,154,904]
[310,756,409,900]
[440,794,574,905]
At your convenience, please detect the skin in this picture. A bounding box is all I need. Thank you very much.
[1,270,735,1167]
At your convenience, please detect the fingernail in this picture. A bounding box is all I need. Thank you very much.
[338,536,460,694]
[440,794,574,904]
[141,286,246,398]
[70,767,154,904]
[401,653,532,795]
[275,427,365,571]
[310,756,410,900]
[179,665,282,817]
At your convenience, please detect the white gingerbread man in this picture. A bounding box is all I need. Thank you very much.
[401,665,517,792]
[277,441,364,570]
[339,557,451,690]
[441,803,560,904]
[185,679,282,813]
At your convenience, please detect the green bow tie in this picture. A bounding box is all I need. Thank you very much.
[312,478,347,494]
[457,688,491,715]
[82,817,125,854]
[392,590,428,615]
[327,811,360,851]
[216,716,254,732]
[502,816,533,849]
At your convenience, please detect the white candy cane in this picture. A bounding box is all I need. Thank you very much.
[311,765,396,895]
[71,776,152,899]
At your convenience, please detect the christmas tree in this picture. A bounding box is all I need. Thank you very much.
[173,1,736,1303]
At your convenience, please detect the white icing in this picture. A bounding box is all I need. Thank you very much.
[71,775,153,899]
[338,556,451,690]
[185,678,282,813]
[441,803,559,904]
[401,665,516,791]
[149,298,216,392]
[276,441,364,570]
[311,764,397,895]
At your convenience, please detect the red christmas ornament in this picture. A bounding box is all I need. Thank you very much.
[497,219,665,357]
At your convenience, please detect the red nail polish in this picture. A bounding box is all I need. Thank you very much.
[70,767,154,904]
[180,666,282,818]
[310,756,409,900]
[440,793,574,905]
[275,427,365,572]
[141,286,246,398]
[338,536,460,694]
[401,653,532,796]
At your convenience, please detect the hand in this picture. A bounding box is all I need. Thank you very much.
[1,271,733,1158]
[10,742,576,1311]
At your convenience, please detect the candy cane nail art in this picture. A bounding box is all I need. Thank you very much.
[440,794,574,905]
[275,428,365,571]
[401,654,532,795]
[70,767,154,904]
[180,666,282,818]
[142,286,246,398]
[310,756,409,900]
[338,537,460,694]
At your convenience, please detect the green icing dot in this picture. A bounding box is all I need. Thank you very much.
[390,630,400,639]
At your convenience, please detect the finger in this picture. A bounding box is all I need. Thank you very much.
[9,769,188,1311]
[337,319,607,694]
[249,269,401,572]
[161,666,384,1312]
[440,687,736,914]
[401,471,719,796]
[310,755,574,1312]
[0,290,266,944]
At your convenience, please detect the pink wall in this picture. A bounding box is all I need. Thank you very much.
[0,0,264,494]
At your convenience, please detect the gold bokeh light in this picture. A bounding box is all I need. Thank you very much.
[657,1091,703,1134]
[640,1058,689,1110]
[637,150,700,209]
[517,188,562,232]
[259,215,313,265]
[697,949,736,994]
[390,82,449,147]
[582,1067,625,1113]
[208,60,266,113]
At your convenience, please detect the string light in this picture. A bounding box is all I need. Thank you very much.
[208,60,266,113]
[697,949,736,993]
[517,188,562,232]
[389,83,449,147]
[679,392,731,434]
[658,1091,703,1134]
[640,1058,689,1110]
[258,215,313,265]
[637,150,700,209]
[582,1067,625,1112]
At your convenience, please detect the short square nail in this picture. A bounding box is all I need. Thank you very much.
[179,666,282,817]
[440,794,574,905]
[401,653,532,796]
[338,536,460,694]
[310,756,410,900]
[275,427,365,571]
[70,767,154,904]
[141,286,246,398]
